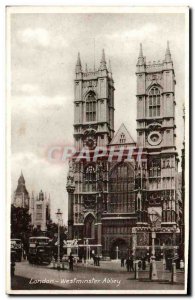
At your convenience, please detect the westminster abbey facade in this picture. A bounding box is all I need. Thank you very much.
[66,43,181,258]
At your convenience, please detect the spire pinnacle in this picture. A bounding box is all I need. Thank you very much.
[75,52,82,73]
[99,49,107,71]
[85,63,88,73]
[166,41,170,54]
[76,52,81,66]
[18,171,25,184]
[137,43,145,66]
[165,41,172,62]
[108,59,113,79]
[101,49,106,63]
[109,59,112,73]
[139,43,143,58]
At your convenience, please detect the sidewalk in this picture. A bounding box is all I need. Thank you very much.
[73,260,184,284]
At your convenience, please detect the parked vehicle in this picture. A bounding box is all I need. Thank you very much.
[28,237,52,265]
[11,238,22,262]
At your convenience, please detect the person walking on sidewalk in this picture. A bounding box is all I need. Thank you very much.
[129,256,134,272]
[142,257,146,270]
[126,257,130,272]
[121,257,125,267]
[69,253,74,271]
[97,255,100,266]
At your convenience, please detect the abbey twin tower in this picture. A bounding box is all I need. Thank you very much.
[66,42,181,259]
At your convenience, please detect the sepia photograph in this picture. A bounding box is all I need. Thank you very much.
[6,6,189,295]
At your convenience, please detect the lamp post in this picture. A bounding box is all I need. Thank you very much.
[86,238,89,264]
[149,210,158,281]
[56,209,63,270]
[116,246,119,260]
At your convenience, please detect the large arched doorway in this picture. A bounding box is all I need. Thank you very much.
[84,214,95,239]
[110,238,128,259]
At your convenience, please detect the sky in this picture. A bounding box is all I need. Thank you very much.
[10,11,186,223]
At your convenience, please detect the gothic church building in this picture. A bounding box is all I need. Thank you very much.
[66,43,180,258]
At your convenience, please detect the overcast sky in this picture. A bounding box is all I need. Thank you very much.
[10,11,186,223]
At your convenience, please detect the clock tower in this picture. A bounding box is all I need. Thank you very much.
[133,42,180,252]
[67,50,114,247]
[13,171,30,209]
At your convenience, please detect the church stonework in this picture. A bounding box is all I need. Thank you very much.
[66,44,180,259]
[133,42,180,257]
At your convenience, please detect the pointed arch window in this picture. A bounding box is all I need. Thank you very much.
[83,164,96,192]
[149,159,161,178]
[109,162,135,213]
[148,87,161,117]
[84,165,96,182]
[86,92,96,122]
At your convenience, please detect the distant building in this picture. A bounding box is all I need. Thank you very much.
[29,191,51,232]
[13,171,30,209]
[12,172,51,232]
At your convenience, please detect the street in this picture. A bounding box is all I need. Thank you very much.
[10,260,185,291]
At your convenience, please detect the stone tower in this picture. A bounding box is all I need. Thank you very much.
[67,50,114,250]
[73,50,114,151]
[133,42,180,253]
[13,171,30,209]
[29,190,48,232]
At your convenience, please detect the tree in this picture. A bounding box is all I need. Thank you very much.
[46,220,67,242]
[11,205,32,244]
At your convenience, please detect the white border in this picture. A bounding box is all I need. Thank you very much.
[4,3,190,297]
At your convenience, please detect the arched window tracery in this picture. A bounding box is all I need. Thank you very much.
[148,87,161,117]
[86,92,96,122]
[109,163,135,213]
[83,164,96,192]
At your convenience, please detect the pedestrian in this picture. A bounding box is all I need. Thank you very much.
[138,259,142,270]
[142,257,146,270]
[121,257,125,267]
[126,257,130,272]
[97,256,100,266]
[129,256,134,271]
[11,251,16,277]
[180,259,184,270]
[93,255,97,266]
[69,253,74,271]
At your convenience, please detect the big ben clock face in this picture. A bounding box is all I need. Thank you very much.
[147,131,162,146]
[15,197,22,207]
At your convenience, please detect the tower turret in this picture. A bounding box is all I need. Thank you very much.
[99,49,107,71]
[108,59,113,79]
[137,43,145,65]
[18,171,25,185]
[164,41,172,63]
[75,52,82,74]
[14,171,29,208]
[85,63,88,73]
[136,43,146,74]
